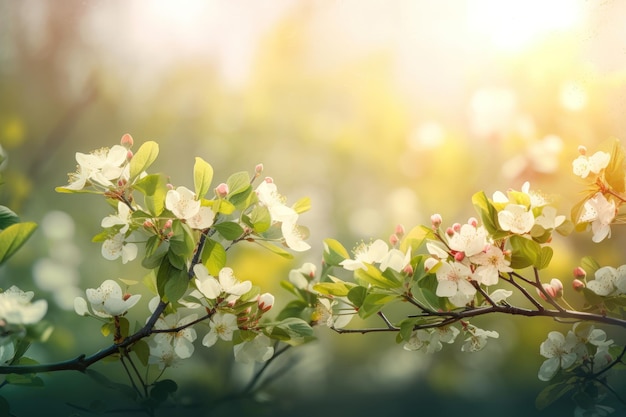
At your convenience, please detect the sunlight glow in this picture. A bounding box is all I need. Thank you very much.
[467,0,583,51]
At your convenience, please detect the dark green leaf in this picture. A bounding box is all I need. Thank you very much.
[347,286,367,308]
[214,221,244,240]
[535,380,576,410]
[0,222,37,265]
[0,206,19,230]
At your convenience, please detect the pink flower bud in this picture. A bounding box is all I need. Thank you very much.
[577,145,587,155]
[454,252,465,262]
[120,133,134,148]
[389,234,399,246]
[122,293,132,301]
[468,217,478,227]
[453,223,461,233]
[166,183,174,190]
[163,219,173,229]
[550,278,563,297]
[143,220,154,228]
[127,150,134,161]
[403,264,414,276]
[395,224,405,237]
[264,177,274,184]
[573,266,586,279]
[215,183,229,198]
[572,279,585,291]
[258,293,275,312]
[255,163,264,174]
[430,214,442,228]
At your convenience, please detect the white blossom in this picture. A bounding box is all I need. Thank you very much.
[0,286,47,325]
[538,331,577,381]
[233,334,274,364]
[340,239,389,271]
[578,193,616,243]
[572,151,610,179]
[202,312,238,347]
[101,233,138,264]
[435,261,476,307]
[78,280,141,318]
[498,204,534,234]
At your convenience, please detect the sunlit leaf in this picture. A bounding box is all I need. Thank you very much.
[509,235,540,269]
[322,238,349,266]
[129,141,159,181]
[193,157,214,199]
[214,221,244,240]
[201,239,227,275]
[0,206,19,230]
[472,191,500,235]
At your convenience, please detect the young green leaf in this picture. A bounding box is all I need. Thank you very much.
[322,238,350,266]
[129,141,159,181]
[193,157,214,199]
[201,239,227,275]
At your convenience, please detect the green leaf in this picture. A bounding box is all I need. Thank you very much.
[347,286,367,308]
[249,205,271,233]
[226,171,251,196]
[214,199,236,215]
[254,240,294,259]
[313,281,354,297]
[201,239,227,276]
[133,173,168,216]
[163,268,189,303]
[267,317,314,341]
[150,379,178,403]
[399,225,432,253]
[214,222,244,240]
[0,206,19,230]
[472,191,500,235]
[228,185,252,209]
[534,246,553,270]
[129,141,159,181]
[535,379,577,410]
[132,339,150,367]
[193,157,214,199]
[509,235,540,269]
[293,196,311,214]
[581,287,604,306]
[354,263,401,289]
[142,238,169,270]
[580,256,600,277]
[0,222,37,265]
[276,299,313,321]
[5,374,43,387]
[156,257,188,302]
[359,292,398,318]
[322,238,350,266]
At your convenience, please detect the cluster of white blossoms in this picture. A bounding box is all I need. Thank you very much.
[424,182,565,308]
[403,322,499,354]
[339,239,411,273]
[585,265,626,297]
[64,143,131,191]
[165,186,215,230]
[74,280,141,318]
[538,323,613,382]
[255,178,310,252]
[572,147,616,243]
[0,286,48,363]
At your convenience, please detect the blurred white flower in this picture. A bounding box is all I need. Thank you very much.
[233,334,274,364]
[0,286,47,325]
[77,280,141,318]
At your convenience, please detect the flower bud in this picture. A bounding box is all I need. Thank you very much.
[430,213,442,228]
[389,233,399,246]
[143,220,154,228]
[264,176,273,184]
[120,133,134,148]
[126,150,133,161]
[454,252,465,262]
[166,183,174,190]
[395,224,405,237]
[255,163,264,174]
[445,227,455,237]
[452,223,461,233]
[215,183,229,198]
[577,145,587,155]
[550,278,563,298]
[573,266,586,279]
[163,219,173,230]
[258,293,275,312]
[402,264,414,276]
[424,257,439,272]
[468,217,478,227]
[572,279,585,291]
